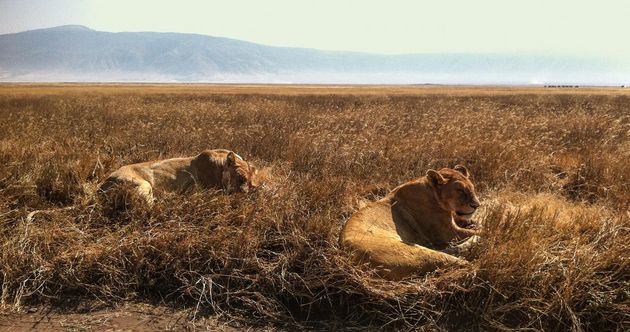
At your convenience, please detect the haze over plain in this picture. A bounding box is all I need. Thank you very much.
[1,0,628,84]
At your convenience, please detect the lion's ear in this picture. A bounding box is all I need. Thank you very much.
[226,152,237,167]
[453,165,469,177]
[426,169,446,186]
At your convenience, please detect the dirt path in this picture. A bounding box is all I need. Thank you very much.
[0,304,249,331]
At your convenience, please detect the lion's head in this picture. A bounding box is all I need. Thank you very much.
[223,152,259,193]
[426,165,480,221]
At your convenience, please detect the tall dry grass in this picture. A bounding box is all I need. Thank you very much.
[0,85,628,330]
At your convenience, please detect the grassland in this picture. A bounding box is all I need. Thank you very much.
[0,84,628,330]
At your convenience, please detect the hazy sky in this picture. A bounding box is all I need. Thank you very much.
[1,0,629,58]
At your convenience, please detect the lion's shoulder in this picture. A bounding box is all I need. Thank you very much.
[390,178,440,211]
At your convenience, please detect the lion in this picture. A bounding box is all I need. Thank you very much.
[98,149,259,206]
[340,165,481,280]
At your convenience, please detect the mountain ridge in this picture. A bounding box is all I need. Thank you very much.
[1,25,628,84]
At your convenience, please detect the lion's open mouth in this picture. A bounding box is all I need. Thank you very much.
[456,211,474,217]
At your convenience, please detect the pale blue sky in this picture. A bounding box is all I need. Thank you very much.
[1,0,629,59]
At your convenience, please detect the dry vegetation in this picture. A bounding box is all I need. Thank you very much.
[0,85,628,330]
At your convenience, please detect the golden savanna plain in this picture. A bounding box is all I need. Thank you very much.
[0,84,628,330]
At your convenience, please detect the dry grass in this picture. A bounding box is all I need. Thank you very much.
[0,85,628,330]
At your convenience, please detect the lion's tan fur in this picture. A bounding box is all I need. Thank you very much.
[340,167,481,280]
[99,149,257,204]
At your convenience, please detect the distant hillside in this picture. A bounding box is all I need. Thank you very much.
[0,25,628,84]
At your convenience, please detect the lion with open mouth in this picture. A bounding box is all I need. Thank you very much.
[340,165,481,280]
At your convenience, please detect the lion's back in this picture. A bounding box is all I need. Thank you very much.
[103,162,154,186]
[340,199,399,257]
[340,196,461,279]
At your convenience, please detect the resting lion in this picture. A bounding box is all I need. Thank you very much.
[340,165,481,280]
[99,149,259,205]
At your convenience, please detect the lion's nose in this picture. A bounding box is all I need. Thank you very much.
[470,200,480,209]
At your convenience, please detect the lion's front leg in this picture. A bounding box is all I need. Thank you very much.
[135,180,155,206]
[441,235,480,257]
[448,224,480,242]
